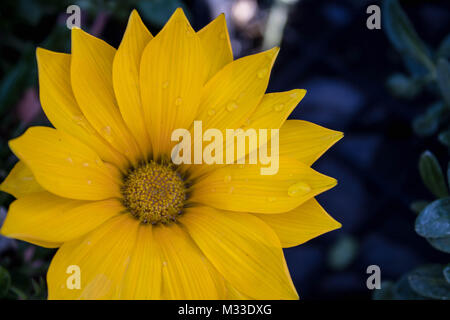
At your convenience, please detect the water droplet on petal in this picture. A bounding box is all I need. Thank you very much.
[175,97,182,106]
[162,261,168,267]
[226,101,238,112]
[87,180,92,185]
[228,186,234,194]
[219,31,227,40]
[162,80,169,89]
[267,196,277,202]
[290,92,298,99]
[257,68,268,79]
[101,126,113,142]
[274,103,284,112]
[82,162,89,167]
[67,157,73,164]
[288,182,311,197]
[208,109,216,116]
[73,115,87,128]
[224,175,232,183]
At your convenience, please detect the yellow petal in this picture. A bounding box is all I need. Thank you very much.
[190,157,337,214]
[47,214,139,300]
[154,223,224,299]
[1,192,122,244]
[0,161,43,198]
[198,14,233,82]
[226,282,253,300]
[280,120,343,166]
[36,48,127,168]
[71,28,140,163]
[181,207,298,299]
[244,89,306,130]
[255,198,341,248]
[195,47,279,131]
[113,10,153,158]
[119,224,161,299]
[181,47,279,179]
[140,8,205,158]
[9,127,122,201]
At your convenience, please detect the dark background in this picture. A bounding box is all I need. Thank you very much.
[0,0,449,300]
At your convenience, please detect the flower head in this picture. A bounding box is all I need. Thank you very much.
[0,9,342,299]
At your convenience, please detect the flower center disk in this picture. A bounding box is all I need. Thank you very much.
[121,161,186,224]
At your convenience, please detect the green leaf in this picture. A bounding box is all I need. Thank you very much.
[444,265,450,283]
[427,236,450,254]
[437,34,450,60]
[327,234,358,271]
[419,151,449,198]
[410,200,429,214]
[382,0,434,76]
[372,281,395,300]
[436,59,450,106]
[0,265,11,298]
[413,102,448,137]
[408,264,450,300]
[9,286,27,300]
[392,275,426,300]
[386,73,423,99]
[439,130,450,147]
[415,197,450,238]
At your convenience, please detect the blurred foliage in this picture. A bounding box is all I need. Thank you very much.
[0,0,188,300]
[374,0,450,300]
[327,234,359,271]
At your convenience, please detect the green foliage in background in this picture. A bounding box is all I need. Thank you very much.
[0,0,188,300]
[375,0,450,300]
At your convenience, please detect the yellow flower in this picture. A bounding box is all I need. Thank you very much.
[0,9,342,299]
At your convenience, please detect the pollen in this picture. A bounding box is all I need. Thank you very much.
[121,161,186,224]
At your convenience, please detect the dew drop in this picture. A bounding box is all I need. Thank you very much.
[175,97,183,106]
[288,182,311,197]
[87,180,92,185]
[73,115,87,127]
[274,103,284,112]
[290,92,298,99]
[67,157,73,164]
[208,109,216,116]
[228,186,234,194]
[82,162,89,167]
[162,261,168,267]
[267,196,277,202]
[101,126,113,142]
[257,68,268,79]
[162,80,169,89]
[226,101,238,112]
[219,31,227,40]
[224,175,232,183]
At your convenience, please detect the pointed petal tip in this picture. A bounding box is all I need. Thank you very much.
[171,7,188,21]
[129,9,143,24]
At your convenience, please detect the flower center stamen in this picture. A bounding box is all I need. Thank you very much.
[121,161,186,224]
